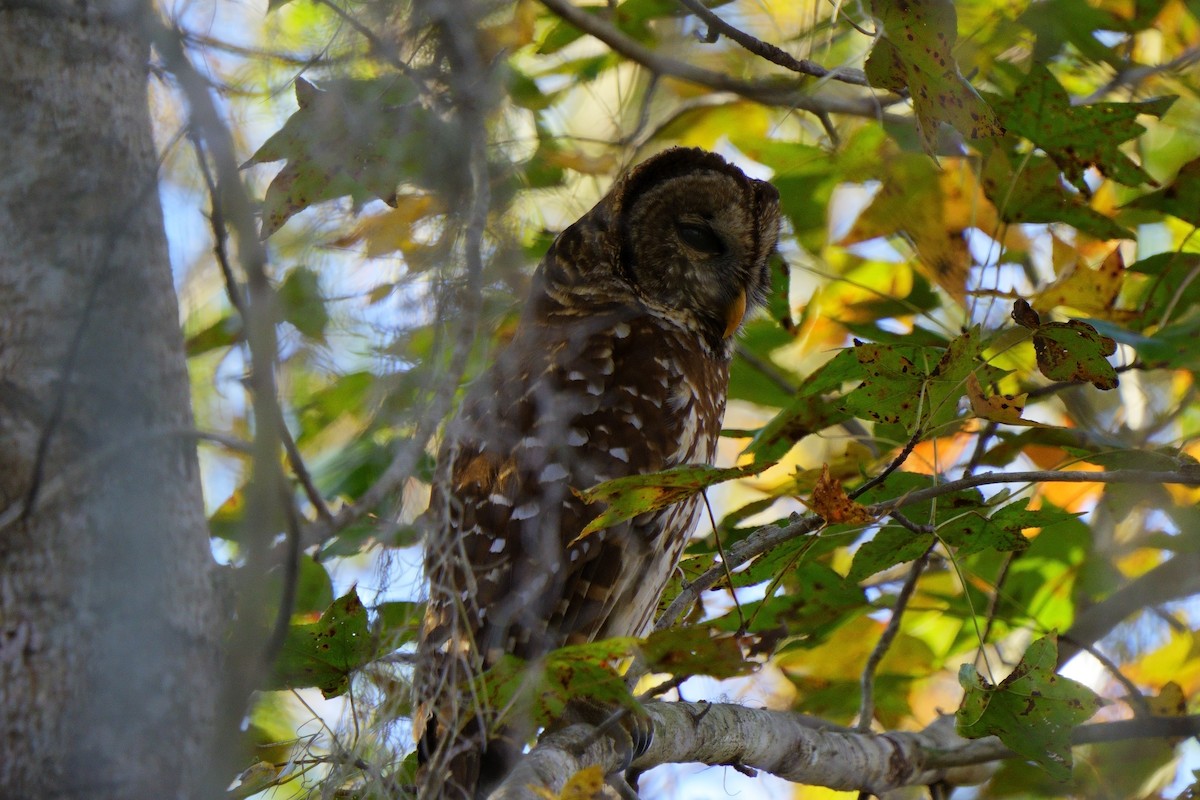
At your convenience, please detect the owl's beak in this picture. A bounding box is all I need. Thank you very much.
[722,289,748,339]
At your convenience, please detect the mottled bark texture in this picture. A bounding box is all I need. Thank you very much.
[0,2,218,797]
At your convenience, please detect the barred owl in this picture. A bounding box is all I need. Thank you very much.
[416,147,781,799]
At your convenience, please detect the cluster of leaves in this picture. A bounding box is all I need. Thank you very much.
[172,0,1200,797]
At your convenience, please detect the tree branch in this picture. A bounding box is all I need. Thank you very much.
[673,0,869,85]
[538,0,901,120]
[490,704,1200,799]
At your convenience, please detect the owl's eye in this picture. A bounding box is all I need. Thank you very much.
[675,221,726,255]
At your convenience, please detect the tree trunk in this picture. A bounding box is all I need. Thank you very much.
[0,2,219,796]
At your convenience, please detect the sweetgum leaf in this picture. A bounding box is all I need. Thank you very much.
[641,627,752,680]
[849,527,935,583]
[575,462,772,540]
[245,77,458,238]
[957,635,1105,780]
[278,267,328,342]
[980,148,1132,240]
[269,589,372,698]
[866,0,1003,154]
[989,64,1174,189]
[481,640,639,731]
[1125,157,1200,226]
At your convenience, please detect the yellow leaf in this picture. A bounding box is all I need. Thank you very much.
[1034,245,1126,317]
[332,194,441,259]
[965,372,1043,427]
[542,148,620,176]
[555,765,606,800]
[841,157,1026,304]
[1148,681,1187,717]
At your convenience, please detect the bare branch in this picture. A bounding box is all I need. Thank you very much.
[674,0,869,85]
[857,542,934,731]
[538,0,901,120]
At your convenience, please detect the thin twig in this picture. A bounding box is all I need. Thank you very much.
[675,0,869,85]
[191,135,333,522]
[857,542,934,731]
[848,425,922,500]
[539,0,902,120]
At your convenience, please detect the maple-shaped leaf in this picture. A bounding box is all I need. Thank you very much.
[989,64,1174,190]
[244,77,458,238]
[957,635,1106,780]
[1124,157,1200,226]
[710,561,865,647]
[640,627,753,680]
[941,498,1074,556]
[840,341,925,427]
[865,0,1003,155]
[479,640,639,732]
[840,329,981,433]
[742,349,863,462]
[330,194,444,260]
[268,588,372,698]
[574,462,771,541]
[1012,299,1119,390]
[980,147,1132,241]
[277,266,328,342]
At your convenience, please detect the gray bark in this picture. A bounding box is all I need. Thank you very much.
[0,2,219,797]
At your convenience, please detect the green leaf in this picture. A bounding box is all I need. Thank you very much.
[575,462,772,540]
[941,499,1074,556]
[292,556,335,616]
[865,0,1004,154]
[185,313,242,357]
[1034,322,1119,389]
[375,601,425,647]
[640,627,753,680]
[711,562,866,648]
[957,635,1105,780]
[923,326,984,432]
[1125,252,1200,326]
[848,527,935,583]
[727,319,796,407]
[278,267,328,342]
[538,0,733,53]
[269,589,372,698]
[1125,157,1200,226]
[989,64,1174,189]
[245,77,459,238]
[1011,300,1119,389]
[840,341,926,428]
[742,393,850,463]
[480,640,639,731]
[980,147,1133,240]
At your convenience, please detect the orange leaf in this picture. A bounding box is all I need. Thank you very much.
[811,464,875,525]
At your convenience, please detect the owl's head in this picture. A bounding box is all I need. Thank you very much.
[544,148,782,350]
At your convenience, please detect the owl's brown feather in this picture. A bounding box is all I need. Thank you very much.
[416,147,780,799]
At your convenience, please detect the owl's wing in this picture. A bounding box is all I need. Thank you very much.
[427,314,722,660]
